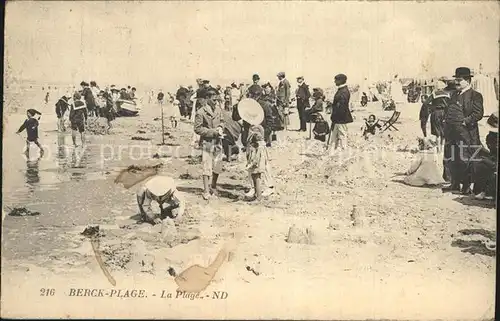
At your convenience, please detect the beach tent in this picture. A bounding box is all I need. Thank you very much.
[356,78,372,102]
[367,84,382,101]
[472,74,499,115]
[389,76,406,104]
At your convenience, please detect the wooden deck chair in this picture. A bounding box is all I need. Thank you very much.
[380,110,401,132]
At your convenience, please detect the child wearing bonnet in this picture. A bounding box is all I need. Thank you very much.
[246,124,269,200]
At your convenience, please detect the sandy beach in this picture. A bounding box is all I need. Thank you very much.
[1,93,496,319]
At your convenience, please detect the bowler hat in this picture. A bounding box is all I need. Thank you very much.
[453,67,473,78]
[277,72,285,78]
[252,74,260,81]
[487,111,498,132]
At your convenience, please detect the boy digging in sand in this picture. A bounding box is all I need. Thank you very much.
[17,109,44,157]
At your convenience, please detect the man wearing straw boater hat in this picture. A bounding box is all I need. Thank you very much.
[442,67,484,195]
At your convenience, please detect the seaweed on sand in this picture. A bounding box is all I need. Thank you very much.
[81,225,103,238]
[131,136,151,141]
[186,155,202,165]
[8,207,40,217]
[114,163,164,189]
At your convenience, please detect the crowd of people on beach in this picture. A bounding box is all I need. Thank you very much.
[14,66,498,226]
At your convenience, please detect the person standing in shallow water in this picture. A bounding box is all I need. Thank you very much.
[69,92,88,146]
[16,109,44,157]
[55,94,70,132]
[81,81,96,117]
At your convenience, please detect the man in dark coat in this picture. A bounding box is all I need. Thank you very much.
[329,74,353,150]
[442,67,484,195]
[296,76,311,131]
[176,85,190,117]
[81,81,96,117]
[246,74,262,99]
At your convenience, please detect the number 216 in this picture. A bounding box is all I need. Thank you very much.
[40,288,55,296]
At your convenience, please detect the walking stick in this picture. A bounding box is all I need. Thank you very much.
[326,124,333,150]
[190,99,199,147]
[284,109,288,131]
[160,100,165,145]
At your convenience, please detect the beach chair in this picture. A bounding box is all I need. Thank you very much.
[380,111,401,132]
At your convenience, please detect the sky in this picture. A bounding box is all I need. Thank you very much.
[4,1,499,89]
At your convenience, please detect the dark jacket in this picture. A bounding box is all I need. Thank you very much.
[309,98,324,114]
[196,86,214,100]
[330,86,353,124]
[444,88,483,126]
[55,97,69,118]
[176,87,189,100]
[69,100,88,124]
[17,118,39,141]
[257,97,274,131]
[429,89,450,112]
[419,102,430,121]
[194,104,225,142]
[276,79,291,106]
[82,87,95,108]
[296,83,311,106]
[246,84,263,99]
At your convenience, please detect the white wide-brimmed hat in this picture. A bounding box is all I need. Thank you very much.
[145,175,176,197]
[238,98,264,125]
